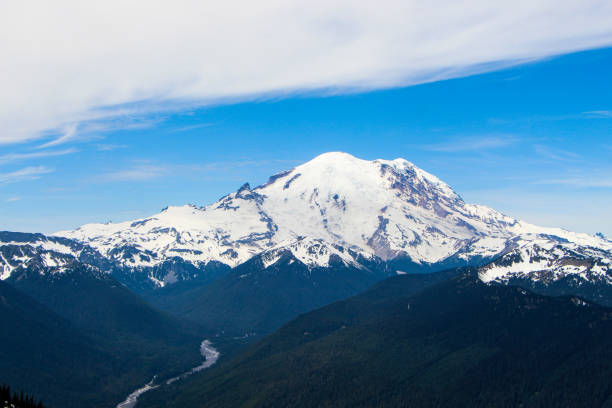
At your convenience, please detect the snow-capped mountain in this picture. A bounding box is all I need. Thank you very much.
[479,235,611,285]
[50,152,610,288]
[0,231,111,280]
[478,234,612,305]
[3,152,610,292]
[257,237,375,270]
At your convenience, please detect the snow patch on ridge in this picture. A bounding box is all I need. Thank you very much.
[260,237,371,269]
[479,237,612,285]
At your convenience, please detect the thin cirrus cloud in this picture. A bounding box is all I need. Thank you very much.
[96,144,128,151]
[0,166,54,184]
[0,148,77,165]
[96,165,169,182]
[583,110,612,118]
[95,158,302,183]
[423,135,520,152]
[1,1,612,146]
[37,124,79,148]
[532,144,581,162]
[534,177,612,188]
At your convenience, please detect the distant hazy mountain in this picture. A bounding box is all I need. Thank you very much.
[139,270,612,408]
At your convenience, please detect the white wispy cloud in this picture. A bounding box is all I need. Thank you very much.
[94,158,300,184]
[4,196,21,202]
[424,135,519,152]
[97,165,168,182]
[0,148,77,165]
[0,166,54,183]
[532,144,581,161]
[583,110,612,118]
[168,123,213,133]
[535,176,612,188]
[1,1,612,145]
[38,123,79,148]
[96,144,127,151]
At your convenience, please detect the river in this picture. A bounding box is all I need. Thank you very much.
[116,340,220,408]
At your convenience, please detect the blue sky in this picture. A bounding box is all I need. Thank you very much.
[1,46,611,236]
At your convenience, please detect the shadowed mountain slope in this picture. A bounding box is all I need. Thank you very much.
[140,270,612,408]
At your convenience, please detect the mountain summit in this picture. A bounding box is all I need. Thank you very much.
[46,152,610,289]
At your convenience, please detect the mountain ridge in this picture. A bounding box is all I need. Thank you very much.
[2,152,610,294]
[138,269,612,408]
[53,152,610,287]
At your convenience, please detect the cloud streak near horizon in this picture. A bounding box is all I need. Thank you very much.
[1,0,612,146]
[0,148,77,165]
[0,166,54,184]
[423,135,520,152]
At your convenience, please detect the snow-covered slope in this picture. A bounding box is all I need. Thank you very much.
[0,231,110,280]
[48,152,610,287]
[479,234,612,284]
[478,234,612,305]
[258,237,376,270]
